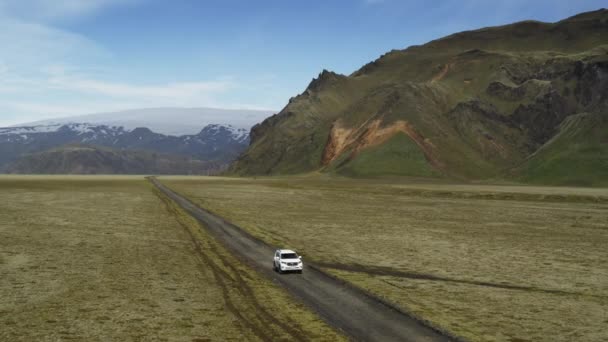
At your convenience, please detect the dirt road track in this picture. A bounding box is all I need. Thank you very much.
[150,177,457,342]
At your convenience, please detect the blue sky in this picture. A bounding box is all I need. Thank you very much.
[0,0,605,126]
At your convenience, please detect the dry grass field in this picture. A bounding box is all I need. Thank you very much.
[0,176,343,341]
[163,176,608,342]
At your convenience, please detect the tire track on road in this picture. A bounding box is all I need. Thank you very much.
[155,187,308,341]
[149,177,460,342]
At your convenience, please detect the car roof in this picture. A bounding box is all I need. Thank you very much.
[277,249,297,254]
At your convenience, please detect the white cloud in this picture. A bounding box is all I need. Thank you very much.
[0,100,142,126]
[0,58,251,126]
[38,64,233,102]
[0,0,140,22]
[0,16,109,70]
[50,77,234,100]
[0,67,239,121]
[0,0,257,126]
[5,102,110,117]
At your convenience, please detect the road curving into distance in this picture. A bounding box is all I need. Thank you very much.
[150,177,457,342]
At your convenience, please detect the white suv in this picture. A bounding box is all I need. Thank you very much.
[273,249,303,274]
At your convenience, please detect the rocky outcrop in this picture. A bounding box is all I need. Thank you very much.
[306,70,346,93]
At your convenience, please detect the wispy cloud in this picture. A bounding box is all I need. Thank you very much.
[45,67,235,101]
[0,17,108,68]
[1,100,143,126]
[0,0,256,126]
[0,65,240,124]
[0,0,141,22]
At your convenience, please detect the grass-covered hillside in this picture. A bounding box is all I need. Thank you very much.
[513,112,608,186]
[231,9,608,185]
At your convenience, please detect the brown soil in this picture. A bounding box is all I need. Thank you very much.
[321,121,354,165]
[321,119,444,169]
[431,64,451,83]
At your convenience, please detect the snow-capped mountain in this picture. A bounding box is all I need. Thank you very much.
[17,107,274,136]
[0,123,129,143]
[0,122,252,172]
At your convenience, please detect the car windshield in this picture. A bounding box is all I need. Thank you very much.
[281,253,298,259]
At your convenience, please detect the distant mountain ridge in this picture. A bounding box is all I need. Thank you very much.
[0,122,250,173]
[6,144,221,175]
[18,107,274,136]
[231,9,608,186]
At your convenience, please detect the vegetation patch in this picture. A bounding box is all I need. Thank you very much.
[335,132,443,177]
[0,176,342,341]
[165,176,608,342]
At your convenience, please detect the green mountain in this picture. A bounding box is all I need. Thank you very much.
[6,145,222,175]
[231,9,608,186]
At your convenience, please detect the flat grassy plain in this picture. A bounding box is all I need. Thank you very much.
[163,176,608,342]
[0,176,343,341]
